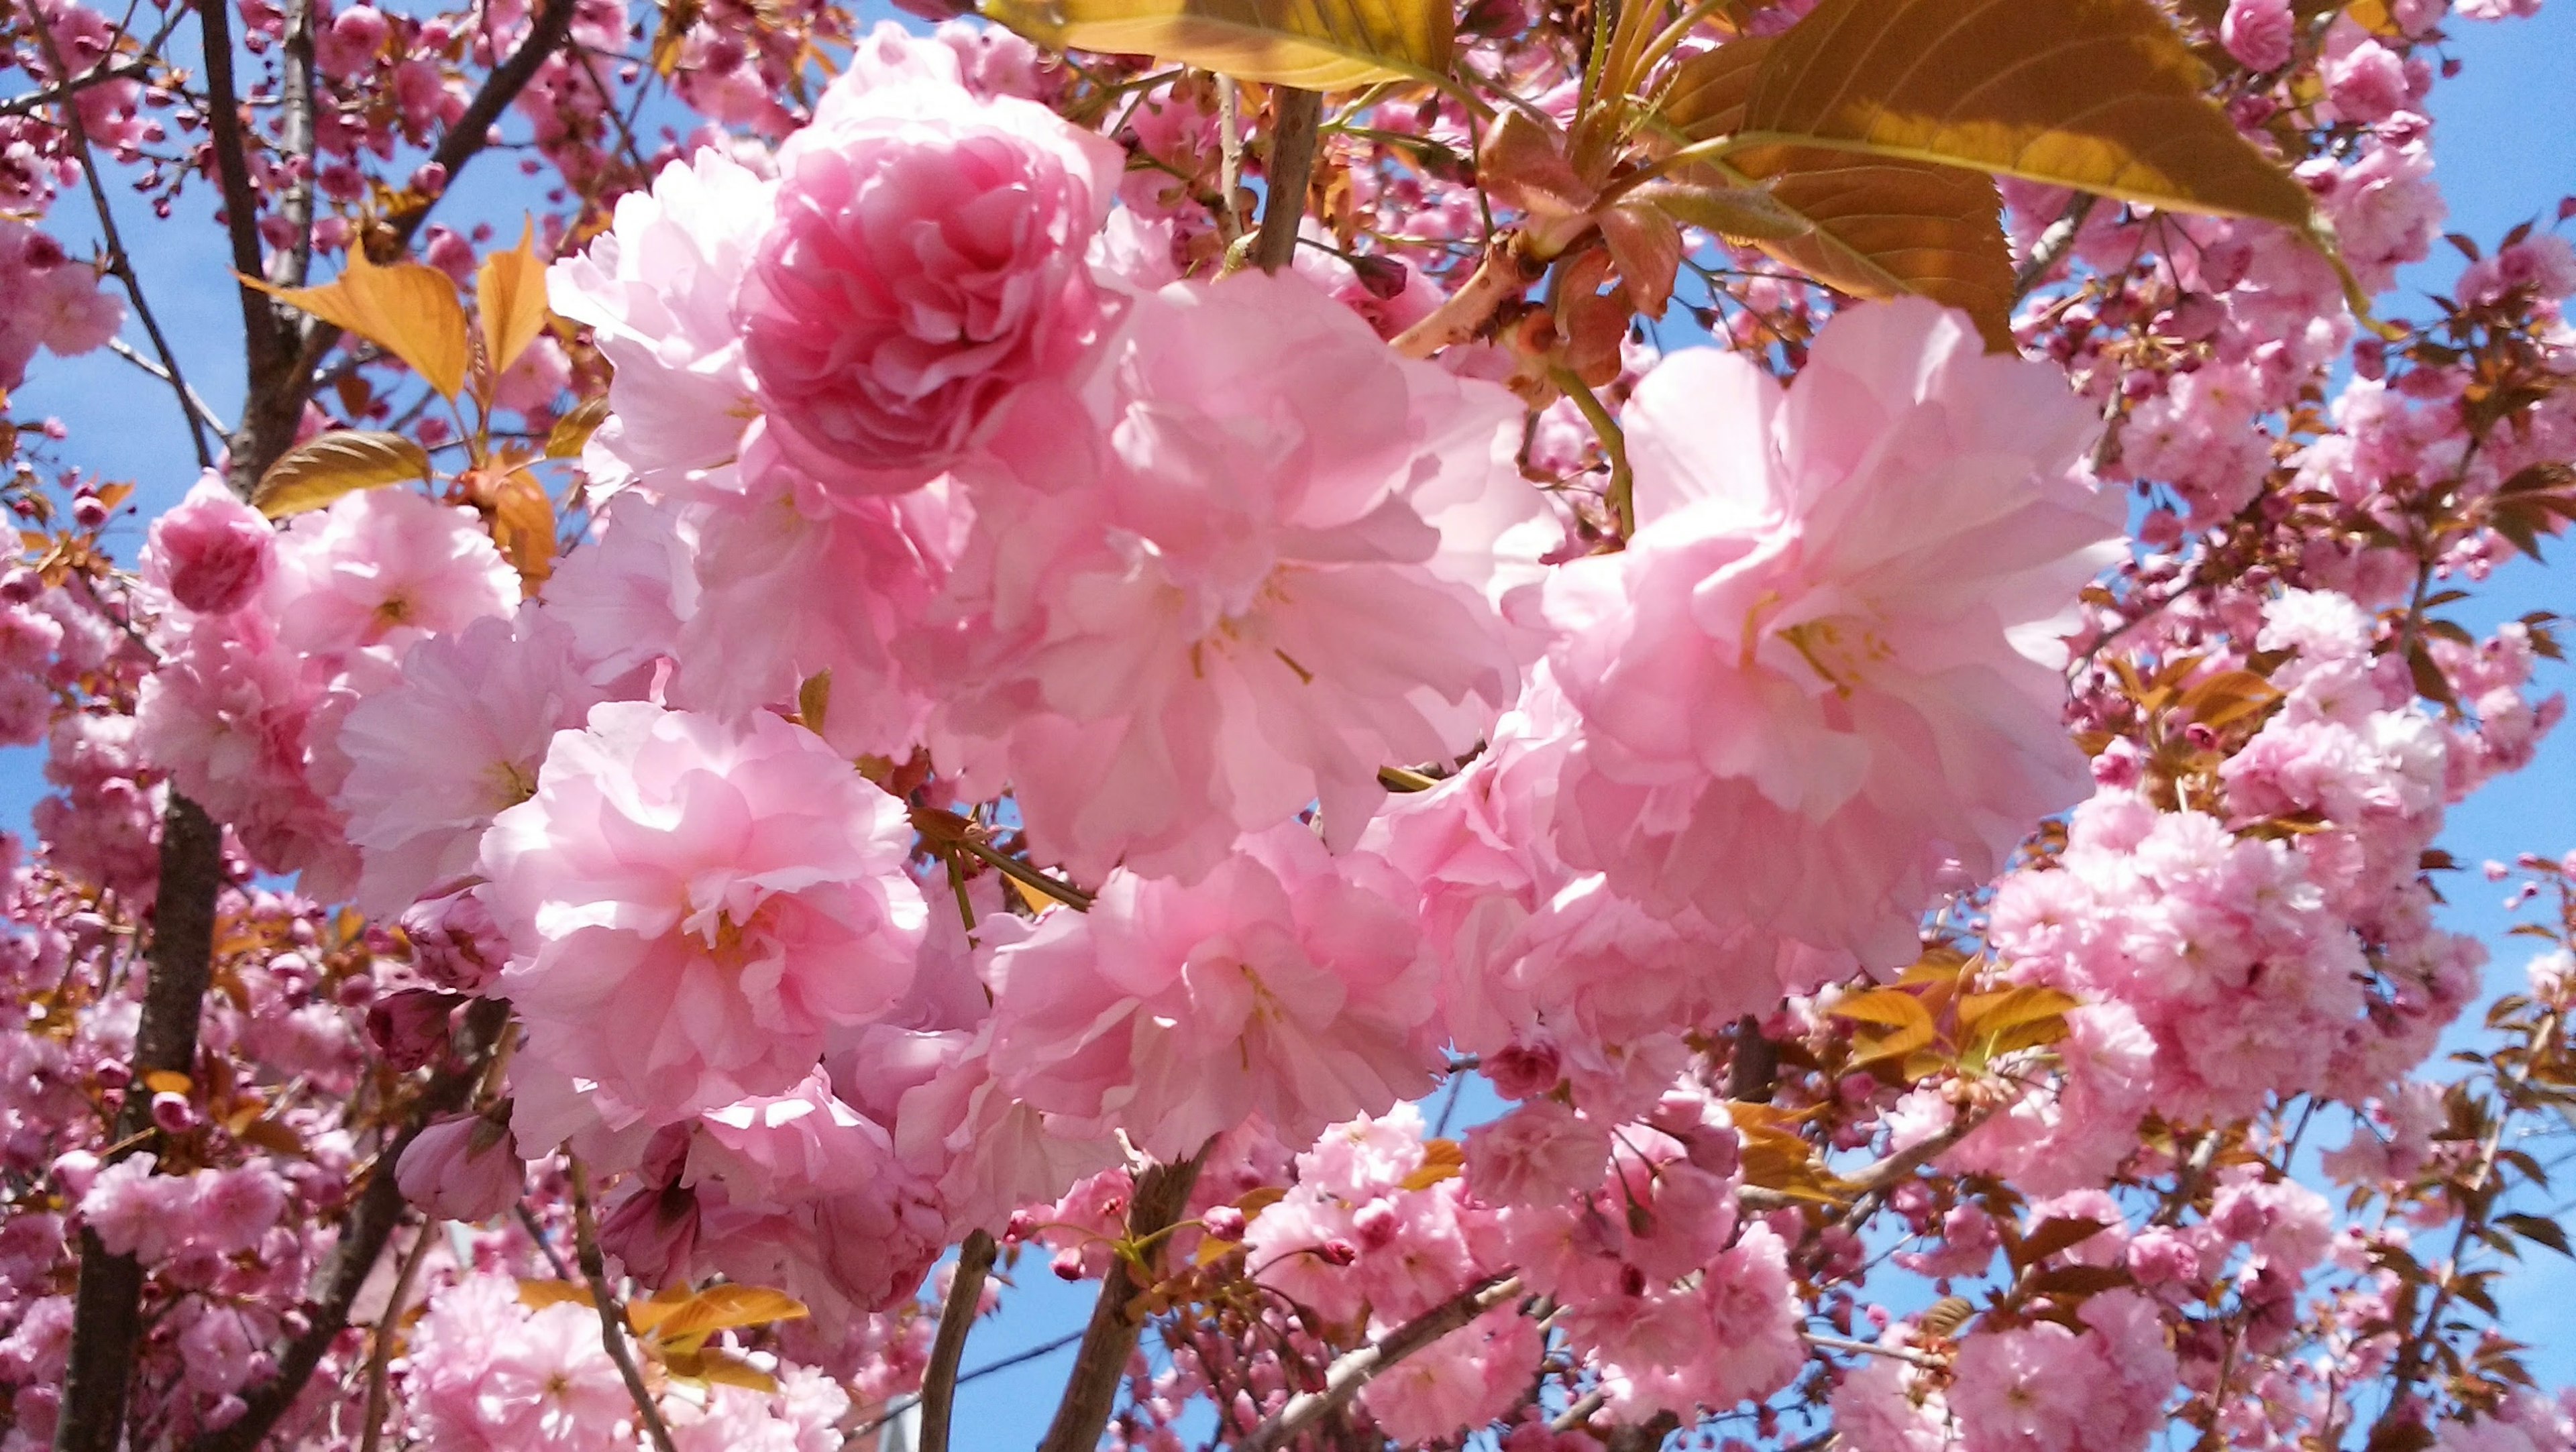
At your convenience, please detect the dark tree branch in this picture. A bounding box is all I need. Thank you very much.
[1252,89,1322,273]
[570,1158,682,1452]
[2012,191,2098,300]
[184,999,512,1452]
[1036,1148,1211,1452]
[918,1229,998,1452]
[195,0,296,496]
[54,797,222,1452]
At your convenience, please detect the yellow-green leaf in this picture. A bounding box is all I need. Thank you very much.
[476,222,554,378]
[1830,986,1937,1034]
[1740,0,2316,228]
[247,250,472,400]
[1958,985,2083,1039]
[1400,1137,1466,1191]
[250,431,433,520]
[545,394,610,459]
[981,0,1452,89]
[1656,36,2017,348]
[639,1284,808,1345]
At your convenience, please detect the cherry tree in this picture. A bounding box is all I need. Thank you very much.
[0,0,2573,1449]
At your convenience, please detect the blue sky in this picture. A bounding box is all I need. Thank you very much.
[9,3,2576,1440]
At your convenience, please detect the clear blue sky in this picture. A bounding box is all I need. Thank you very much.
[9,4,2575,1441]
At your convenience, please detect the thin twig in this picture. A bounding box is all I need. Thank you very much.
[2012,192,2098,300]
[1551,366,1635,537]
[1805,1332,1944,1368]
[0,58,153,119]
[514,1200,575,1282]
[1236,1274,1525,1452]
[105,339,229,439]
[273,0,318,289]
[356,1220,437,1452]
[569,1158,682,1452]
[1216,76,1244,247]
[918,1229,998,1452]
[30,21,213,471]
[1252,89,1322,273]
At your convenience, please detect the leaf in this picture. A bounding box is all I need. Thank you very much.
[476,222,553,378]
[1656,33,2018,348]
[639,1284,808,1346]
[1831,987,1937,1033]
[141,1070,192,1096]
[1739,0,2317,229]
[981,0,1452,89]
[2018,1262,2133,1300]
[2009,1215,2110,1270]
[1624,179,1813,241]
[546,394,611,459]
[2180,668,2284,731]
[1596,204,1686,318]
[2498,1212,2574,1259]
[251,431,433,520]
[662,1346,779,1393]
[1959,985,2082,1039]
[247,250,472,400]
[519,1280,596,1312]
[486,467,557,586]
[1401,1137,1466,1191]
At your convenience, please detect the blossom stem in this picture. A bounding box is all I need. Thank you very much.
[568,1157,682,1452]
[955,835,1095,911]
[1254,89,1324,272]
[1236,1273,1525,1452]
[918,1229,998,1452]
[1034,1146,1212,1452]
[356,1219,439,1452]
[1551,366,1636,537]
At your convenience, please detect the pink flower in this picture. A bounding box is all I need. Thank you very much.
[144,475,273,615]
[76,1154,191,1262]
[2220,0,2294,71]
[984,822,1444,1161]
[1951,1290,2177,1452]
[1544,298,2124,967]
[396,1112,526,1222]
[735,70,1122,492]
[481,702,929,1124]
[549,150,774,497]
[263,482,520,663]
[191,1164,288,1254]
[470,1302,636,1452]
[934,270,1546,882]
[334,607,607,915]
[667,453,961,759]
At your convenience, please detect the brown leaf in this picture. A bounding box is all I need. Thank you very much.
[981,0,1452,88]
[476,221,554,378]
[640,1284,809,1345]
[545,394,611,459]
[1400,1137,1466,1191]
[247,250,472,400]
[1596,203,1684,319]
[2009,1215,2110,1270]
[1742,0,2316,228]
[251,431,433,520]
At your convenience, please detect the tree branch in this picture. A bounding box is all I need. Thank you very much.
[1035,1148,1211,1452]
[919,1229,998,1452]
[0,58,154,119]
[1236,1274,1524,1452]
[53,795,223,1452]
[195,0,294,493]
[184,999,512,1452]
[1391,229,1544,359]
[570,1158,682,1452]
[272,0,319,290]
[2012,191,2097,300]
[1252,88,1322,273]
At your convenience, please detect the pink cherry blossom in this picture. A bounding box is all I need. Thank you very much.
[143,475,273,615]
[480,702,928,1125]
[734,69,1122,492]
[932,269,1546,882]
[984,822,1444,1161]
[1545,298,2125,967]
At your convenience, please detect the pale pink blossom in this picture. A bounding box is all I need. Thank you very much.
[334,607,608,915]
[548,148,774,497]
[2220,0,2294,71]
[984,822,1444,1161]
[480,702,928,1124]
[1546,298,2124,966]
[934,270,1545,881]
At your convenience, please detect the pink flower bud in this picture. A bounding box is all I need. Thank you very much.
[1200,1205,1246,1241]
[394,1111,524,1223]
[150,1091,196,1133]
[365,988,460,1073]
